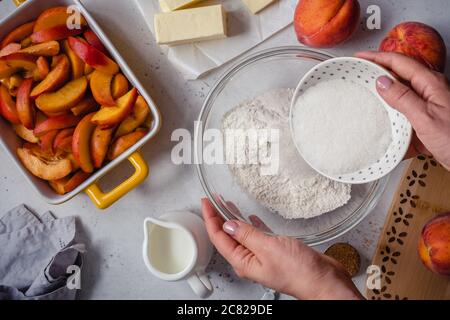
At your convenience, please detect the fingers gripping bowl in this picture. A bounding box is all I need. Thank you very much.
[196,47,388,245]
[0,0,161,209]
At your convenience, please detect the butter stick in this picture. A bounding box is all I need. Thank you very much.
[242,0,278,14]
[154,4,227,46]
[159,0,206,12]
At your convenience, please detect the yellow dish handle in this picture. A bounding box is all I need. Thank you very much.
[85,151,149,209]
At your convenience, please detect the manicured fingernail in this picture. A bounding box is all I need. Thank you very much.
[223,221,238,235]
[377,76,393,90]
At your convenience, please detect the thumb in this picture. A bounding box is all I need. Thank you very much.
[376,76,429,127]
[223,220,269,253]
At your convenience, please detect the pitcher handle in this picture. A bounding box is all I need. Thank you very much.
[187,272,213,298]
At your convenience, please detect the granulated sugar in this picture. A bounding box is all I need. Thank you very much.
[222,89,351,220]
[292,79,392,175]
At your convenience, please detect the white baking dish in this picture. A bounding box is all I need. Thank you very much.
[0,0,161,209]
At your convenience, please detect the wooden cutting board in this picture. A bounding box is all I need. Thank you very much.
[366,156,450,300]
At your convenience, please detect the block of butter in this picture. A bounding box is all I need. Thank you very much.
[154,4,227,46]
[242,0,278,14]
[159,0,205,12]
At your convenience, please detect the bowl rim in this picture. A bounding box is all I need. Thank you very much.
[289,56,413,185]
[195,46,389,245]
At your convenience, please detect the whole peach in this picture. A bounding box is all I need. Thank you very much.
[294,0,360,48]
[418,212,450,276]
[380,22,447,72]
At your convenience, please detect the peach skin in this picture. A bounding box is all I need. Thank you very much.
[90,70,116,106]
[53,128,75,151]
[16,78,35,129]
[1,21,35,49]
[418,212,450,276]
[91,126,114,168]
[112,73,129,99]
[33,114,80,137]
[31,25,86,44]
[49,170,90,195]
[33,6,87,32]
[380,22,447,72]
[0,43,21,58]
[68,37,119,75]
[39,129,59,154]
[0,84,21,124]
[91,88,138,129]
[35,76,88,114]
[115,96,150,138]
[84,29,108,55]
[72,112,97,173]
[31,54,70,97]
[107,128,148,161]
[294,0,360,48]
[71,96,99,116]
[17,146,72,181]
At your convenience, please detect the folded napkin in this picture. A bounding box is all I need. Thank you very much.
[0,205,85,300]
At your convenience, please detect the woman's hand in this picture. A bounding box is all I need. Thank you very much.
[202,198,364,300]
[356,51,450,170]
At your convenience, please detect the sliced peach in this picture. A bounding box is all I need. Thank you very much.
[31,25,86,44]
[51,54,65,68]
[0,85,20,124]
[17,147,72,180]
[0,60,18,78]
[71,96,99,116]
[1,52,37,73]
[62,39,85,79]
[72,112,96,173]
[13,124,39,143]
[33,6,87,32]
[115,96,150,138]
[83,29,108,55]
[90,70,115,106]
[0,43,21,58]
[34,114,80,137]
[91,88,138,129]
[84,64,94,75]
[36,76,88,114]
[16,78,35,129]
[112,73,129,99]
[53,128,74,150]
[1,21,35,49]
[56,136,73,153]
[39,129,59,154]
[108,129,148,161]
[20,37,32,48]
[68,37,119,75]
[49,170,90,195]
[36,56,50,79]
[30,54,69,98]
[20,41,60,56]
[91,126,114,168]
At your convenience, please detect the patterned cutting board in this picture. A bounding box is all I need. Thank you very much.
[366,156,450,300]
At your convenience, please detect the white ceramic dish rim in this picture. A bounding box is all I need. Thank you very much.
[195,46,389,244]
[289,56,413,184]
[0,0,162,205]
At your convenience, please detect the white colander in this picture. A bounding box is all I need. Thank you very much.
[290,57,412,184]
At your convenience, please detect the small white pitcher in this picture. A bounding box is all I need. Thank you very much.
[142,211,214,298]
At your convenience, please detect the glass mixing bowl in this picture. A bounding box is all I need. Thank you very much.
[195,46,388,245]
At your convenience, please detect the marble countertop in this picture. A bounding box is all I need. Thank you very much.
[0,0,448,300]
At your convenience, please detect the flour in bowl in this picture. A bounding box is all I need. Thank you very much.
[222,89,351,220]
[292,79,392,175]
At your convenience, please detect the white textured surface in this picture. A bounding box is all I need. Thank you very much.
[0,0,449,300]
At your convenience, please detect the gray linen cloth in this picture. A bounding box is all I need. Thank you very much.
[0,205,85,300]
